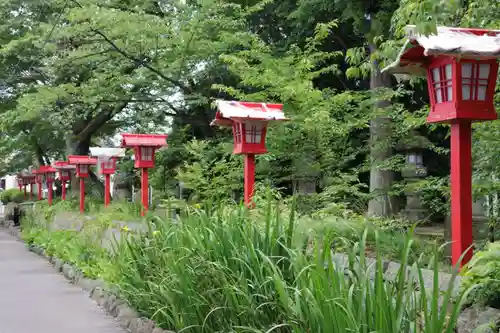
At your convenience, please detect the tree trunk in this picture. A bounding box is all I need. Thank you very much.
[367,50,398,217]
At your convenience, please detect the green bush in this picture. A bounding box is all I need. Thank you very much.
[0,188,24,204]
[462,241,500,308]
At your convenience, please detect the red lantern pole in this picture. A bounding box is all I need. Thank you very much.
[450,121,473,266]
[244,154,256,207]
[24,186,27,199]
[68,156,96,214]
[104,174,111,207]
[141,168,149,216]
[120,134,167,216]
[37,180,42,201]
[381,26,500,268]
[47,181,53,205]
[79,178,85,214]
[62,182,67,200]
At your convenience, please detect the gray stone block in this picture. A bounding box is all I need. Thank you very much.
[152,329,175,333]
[104,294,116,310]
[91,287,105,303]
[97,290,109,306]
[457,306,500,333]
[152,329,165,333]
[116,304,139,327]
[78,278,98,292]
[110,298,126,317]
[54,258,64,272]
[62,264,75,280]
[130,317,155,333]
[72,269,83,284]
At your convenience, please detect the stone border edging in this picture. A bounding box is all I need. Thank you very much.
[1,220,173,333]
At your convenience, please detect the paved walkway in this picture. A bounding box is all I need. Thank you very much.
[0,230,126,333]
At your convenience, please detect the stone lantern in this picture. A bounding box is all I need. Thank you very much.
[398,133,431,222]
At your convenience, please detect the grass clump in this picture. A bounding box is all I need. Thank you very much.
[106,203,467,333]
[21,199,469,332]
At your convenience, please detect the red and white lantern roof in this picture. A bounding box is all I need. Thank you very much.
[90,147,126,158]
[54,161,76,170]
[121,134,168,147]
[211,100,288,127]
[384,26,500,76]
[68,155,98,165]
[38,165,57,173]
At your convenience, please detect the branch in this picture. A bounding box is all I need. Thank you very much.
[93,30,193,93]
[76,99,129,141]
[68,0,193,94]
[22,129,47,166]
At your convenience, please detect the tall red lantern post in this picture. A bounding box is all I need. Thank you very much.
[121,134,167,216]
[384,26,500,267]
[23,177,29,198]
[24,174,35,200]
[33,170,44,201]
[16,174,24,194]
[54,161,75,201]
[211,100,288,207]
[90,147,126,207]
[68,156,97,213]
[39,165,57,205]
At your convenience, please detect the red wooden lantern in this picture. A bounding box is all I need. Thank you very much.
[27,175,35,200]
[383,25,500,267]
[16,173,27,199]
[68,155,97,213]
[121,134,167,168]
[99,158,117,175]
[23,175,35,200]
[39,165,57,205]
[54,161,75,201]
[16,175,24,191]
[32,170,44,201]
[90,147,126,207]
[121,134,168,216]
[211,100,288,207]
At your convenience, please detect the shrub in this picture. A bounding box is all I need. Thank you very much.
[462,241,500,308]
[1,188,24,204]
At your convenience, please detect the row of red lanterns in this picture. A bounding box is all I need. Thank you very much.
[16,24,500,270]
[16,134,169,216]
[15,103,288,216]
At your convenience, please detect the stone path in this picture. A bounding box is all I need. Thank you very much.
[0,230,127,333]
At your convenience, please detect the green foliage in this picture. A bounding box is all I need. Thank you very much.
[22,199,466,332]
[175,139,243,201]
[462,242,500,308]
[0,188,25,204]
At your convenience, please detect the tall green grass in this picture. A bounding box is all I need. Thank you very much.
[105,202,469,333]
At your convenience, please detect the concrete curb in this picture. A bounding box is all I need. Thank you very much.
[2,221,174,333]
